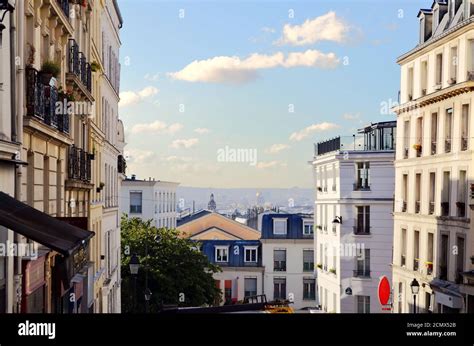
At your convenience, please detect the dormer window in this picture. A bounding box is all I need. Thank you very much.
[433,7,439,32]
[420,17,425,43]
[273,218,287,235]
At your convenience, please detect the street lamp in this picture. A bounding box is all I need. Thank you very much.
[332,216,342,224]
[129,254,140,312]
[0,0,15,46]
[410,278,420,313]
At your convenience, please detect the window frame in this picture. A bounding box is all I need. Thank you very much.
[215,246,229,263]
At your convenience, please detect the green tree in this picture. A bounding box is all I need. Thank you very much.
[121,215,222,312]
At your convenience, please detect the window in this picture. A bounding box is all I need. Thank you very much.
[442,171,451,216]
[407,67,414,100]
[215,246,229,263]
[402,174,408,212]
[458,170,467,217]
[303,250,314,272]
[303,278,316,300]
[273,278,286,300]
[403,120,410,158]
[449,46,458,82]
[129,192,142,213]
[435,53,443,86]
[401,229,407,267]
[427,232,434,275]
[273,219,287,235]
[414,230,420,271]
[455,236,465,283]
[429,172,436,214]
[274,249,286,271]
[356,295,370,313]
[355,248,370,277]
[439,234,449,280]
[303,220,314,235]
[431,112,438,155]
[355,162,370,190]
[355,206,370,234]
[244,247,258,263]
[415,173,421,213]
[421,60,428,95]
[244,278,257,297]
[462,104,469,151]
[445,109,453,153]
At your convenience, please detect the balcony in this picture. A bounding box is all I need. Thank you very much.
[401,255,406,267]
[68,145,92,182]
[426,261,433,275]
[441,202,450,217]
[461,137,468,151]
[26,67,69,134]
[429,202,435,215]
[445,139,451,153]
[353,269,370,278]
[402,201,407,212]
[403,147,409,159]
[353,226,370,235]
[118,155,127,174]
[415,201,420,214]
[456,202,466,217]
[431,141,437,155]
[67,39,92,96]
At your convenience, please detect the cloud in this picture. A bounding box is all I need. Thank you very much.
[168,49,339,84]
[262,26,276,33]
[265,144,290,154]
[276,12,350,46]
[343,113,360,121]
[119,86,159,107]
[256,161,286,169]
[124,149,156,165]
[194,128,211,135]
[170,138,199,149]
[130,120,183,135]
[289,122,339,141]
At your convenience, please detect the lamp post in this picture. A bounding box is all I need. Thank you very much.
[129,254,140,312]
[0,0,14,46]
[410,278,420,314]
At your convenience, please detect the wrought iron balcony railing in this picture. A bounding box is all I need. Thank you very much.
[26,67,69,134]
[429,201,435,215]
[461,137,468,151]
[118,155,127,174]
[68,39,92,92]
[431,141,437,155]
[415,201,421,214]
[68,145,92,182]
[445,139,451,153]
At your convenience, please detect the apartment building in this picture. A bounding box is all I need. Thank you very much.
[120,175,179,229]
[260,213,317,310]
[393,0,474,313]
[177,210,264,304]
[312,122,395,313]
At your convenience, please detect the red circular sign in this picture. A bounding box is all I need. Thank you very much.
[378,276,391,306]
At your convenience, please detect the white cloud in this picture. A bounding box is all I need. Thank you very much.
[124,149,155,165]
[265,144,290,154]
[170,138,199,149]
[289,122,339,142]
[194,128,211,135]
[119,86,159,107]
[130,120,183,135]
[256,161,286,169]
[168,49,339,84]
[276,12,350,46]
[262,26,276,33]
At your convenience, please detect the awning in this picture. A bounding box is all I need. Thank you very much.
[430,278,464,309]
[0,192,94,256]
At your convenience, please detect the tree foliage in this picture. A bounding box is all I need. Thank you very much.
[121,215,222,312]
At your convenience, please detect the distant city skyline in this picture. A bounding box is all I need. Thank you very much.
[118,0,426,188]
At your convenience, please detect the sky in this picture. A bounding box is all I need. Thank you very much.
[117,0,427,189]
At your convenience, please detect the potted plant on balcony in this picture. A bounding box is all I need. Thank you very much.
[316,263,323,270]
[413,143,422,153]
[90,61,101,72]
[96,182,105,193]
[329,268,337,275]
[425,261,433,273]
[40,60,61,85]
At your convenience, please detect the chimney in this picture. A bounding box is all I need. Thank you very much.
[131,174,136,180]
